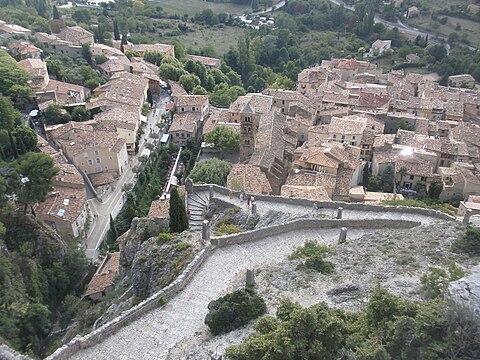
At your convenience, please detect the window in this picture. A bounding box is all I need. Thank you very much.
[176,133,179,137]
[421,176,427,181]
[274,100,277,104]
[96,158,101,164]
[181,133,185,137]
[181,107,185,112]
[281,108,285,113]
[352,136,356,140]
[282,100,285,105]
[351,141,355,146]
[187,133,190,137]
[333,134,337,139]
[409,175,414,180]
[341,135,345,140]
[95,150,99,155]
[192,107,196,111]
[109,156,112,160]
[105,166,108,169]
[88,159,93,165]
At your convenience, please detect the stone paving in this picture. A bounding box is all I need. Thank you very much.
[70,190,447,359]
[70,228,375,360]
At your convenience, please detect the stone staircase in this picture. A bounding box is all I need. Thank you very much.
[187,191,210,227]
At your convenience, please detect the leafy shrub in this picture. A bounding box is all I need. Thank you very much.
[420,264,465,299]
[214,223,244,236]
[289,241,334,274]
[382,199,456,216]
[157,232,173,244]
[174,242,191,250]
[452,226,480,256]
[205,288,267,335]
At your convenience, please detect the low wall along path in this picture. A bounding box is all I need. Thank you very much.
[49,185,454,360]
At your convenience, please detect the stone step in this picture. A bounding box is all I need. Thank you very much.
[187,196,207,208]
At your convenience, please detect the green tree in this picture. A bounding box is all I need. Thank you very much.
[143,50,164,66]
[397,166,408,190]
[13,126,37,154]
[113,19,120,41]
[15,152,59,214]
[0,49,29,94]
[380,164,394,193]
[71,106,90,122]
[169,188,188,233]
[42,104,70,125]
[9,84,33,111]
[189,159,232,186]
[82,44,93,66]
[53,5,60,19]
[179,73,201,93]
[428,180,443,200]
[0,95,21,131]
[204,125,240,159]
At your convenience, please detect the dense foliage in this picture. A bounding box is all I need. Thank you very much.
[288,240,335,274]
[205,288,267,335]
[169,187,189,233]
[0,212,92,357]
[226,289,480,360]
[204,125,240,157]
[189,158,232,186]
[452,226,480,256]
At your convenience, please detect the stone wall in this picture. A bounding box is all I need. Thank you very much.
[194,184,455,221]
[45,183,454,359]
[0,344,31,360]
[211,218,420,248]
[46,246,212,360]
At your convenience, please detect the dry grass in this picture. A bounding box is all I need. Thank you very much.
[152,0,250,16]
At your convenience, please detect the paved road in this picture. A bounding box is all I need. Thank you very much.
[70,189,447,359]
[84,94,170,260]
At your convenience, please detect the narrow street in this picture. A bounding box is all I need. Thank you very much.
[84,91,171,260]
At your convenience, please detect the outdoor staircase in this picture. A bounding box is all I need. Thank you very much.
[187,191,210,228]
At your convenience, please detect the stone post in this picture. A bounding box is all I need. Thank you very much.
[185,178,193,194]
[338,227,347,244]
[246,268,255,287]
[209,352,223,360]
[209,185,214,199]
[463,209,473,226]
[251,201,257,215]
[202,220,210,242]
[336,207,343,219]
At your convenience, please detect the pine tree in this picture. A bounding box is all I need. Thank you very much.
[53,5,60,20]
[169,188,188,233]
[113,20,120,41]
[147,88,153,107]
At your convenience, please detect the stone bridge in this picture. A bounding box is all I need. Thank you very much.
[49,185,454,360]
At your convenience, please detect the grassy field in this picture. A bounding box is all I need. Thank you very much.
[151,0,251,16]
[157,24,246,55]
[405,0,480,48]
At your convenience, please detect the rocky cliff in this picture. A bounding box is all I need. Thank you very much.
[448,265,480,317]
[119,217,203,299]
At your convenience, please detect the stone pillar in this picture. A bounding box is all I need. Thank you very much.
[246,268,255,287]
[336,207,343,219]
[202,220,210,242]
[463,209,473,226]
[251,201,257,215]
[339,227,347,244]
[185,178,193,194]
[209,185,214,199]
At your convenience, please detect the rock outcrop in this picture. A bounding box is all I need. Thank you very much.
[448,265,480,317]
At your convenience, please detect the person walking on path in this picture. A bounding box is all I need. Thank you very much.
[247,196,251,208]
[239,192,244,202]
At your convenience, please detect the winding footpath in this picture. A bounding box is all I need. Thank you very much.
[68,190,445,360]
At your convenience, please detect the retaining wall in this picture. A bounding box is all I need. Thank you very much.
[194,184,456,222]
[46,245,212,360]
[211,218,420,248]
[45,184,453,359]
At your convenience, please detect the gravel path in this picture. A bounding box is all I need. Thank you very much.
[70,190,448,359]
[69,228,374,360]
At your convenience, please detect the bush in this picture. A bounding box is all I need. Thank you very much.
[289,240,334,274]
[420,263,465,299]
[452,226,480,256]
[157,232,173,244]
[214,223,244,236]
[205,288,267,335]
[382,199,456,216]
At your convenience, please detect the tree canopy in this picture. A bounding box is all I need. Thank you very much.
[0,50,30,95]
[189,159,232,186]
[169,187,188,233]
[204,125,240,157]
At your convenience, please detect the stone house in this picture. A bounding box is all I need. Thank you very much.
[35,26,94,58]
[84,252,120,300]
[47,121,129,176]
[94,108,140,154]
[407,6,420,18]
[369,40,392,56]
[0,20,31,38]
[185,54,221,69]
[439,163,480,202]
[448,74,476,89]
[169,112,201,146]
[227,164,272,195]
[123,43,175,57]
[8,41,42,59]
[175,95,209,118]
[297,66,335,96]
[262,88,299,114]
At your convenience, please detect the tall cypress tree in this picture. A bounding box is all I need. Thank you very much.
[8,131,18,159]
[53,5,60,20]
[109,214,118,240]
[113,20,120,41]
[169,188,188,233]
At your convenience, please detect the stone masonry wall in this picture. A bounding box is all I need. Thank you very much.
[194,184,455,222]
[45,184,453,359]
